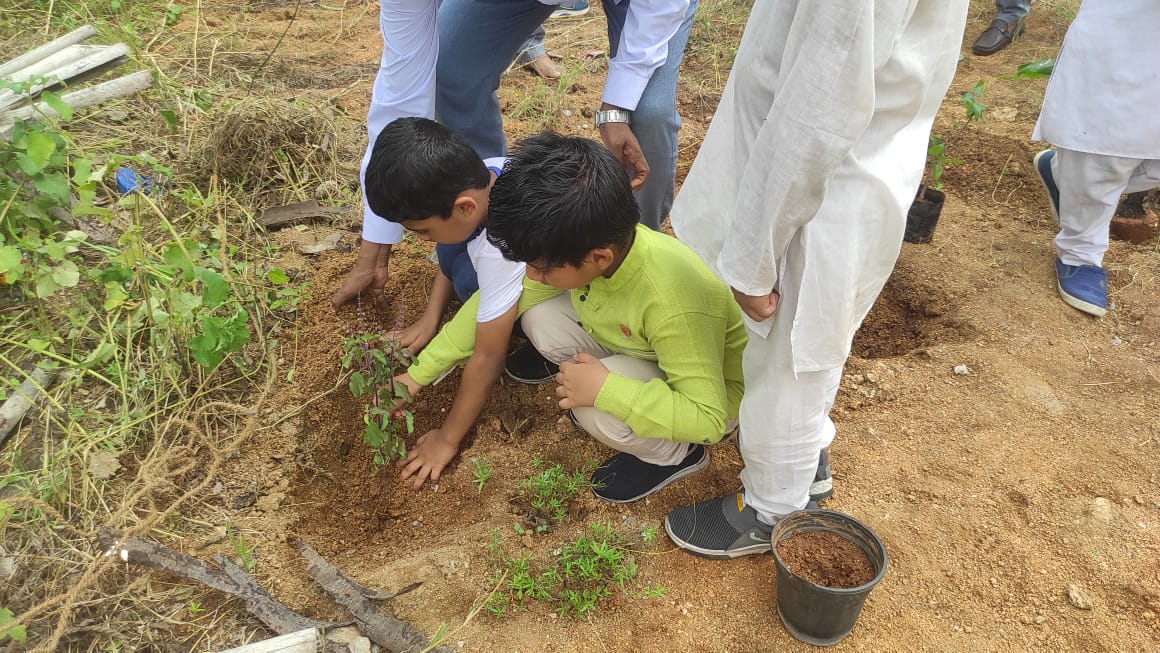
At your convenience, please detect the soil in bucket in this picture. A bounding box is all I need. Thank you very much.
[771,510,888,646]
[775,531,875,588]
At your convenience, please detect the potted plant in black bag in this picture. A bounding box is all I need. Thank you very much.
[906,133,960,243]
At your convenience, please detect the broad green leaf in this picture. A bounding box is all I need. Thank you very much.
[103,281,129,310]
[0,246,25,283]
[72,157,91,184]
[35,170,71,204]
[266,268,289,285]
[51,260,80,287]
[41,91,74,120]
[169,289,202,320]
[34,268,59,297]
[195,267,229,308]
[1016,59,1054,78]
[24,130,57,168]
[160,109,179,132]
[80,341,117,368]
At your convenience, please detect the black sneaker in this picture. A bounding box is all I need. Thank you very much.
[591,445,709,503]
[809,448,834,502]
[505,343,559,384]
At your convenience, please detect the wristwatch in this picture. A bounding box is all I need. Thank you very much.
[593,108,632,128]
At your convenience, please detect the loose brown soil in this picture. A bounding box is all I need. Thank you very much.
[130,1,1160,651]
[776,531,876,589]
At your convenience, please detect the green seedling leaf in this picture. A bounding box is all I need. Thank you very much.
[160,109,179,132]
[195,267,230,308]
[0,247,25,284]
[51,260,80,288]
[24,129,58,168]
[1016,58,1054,79]
[266,268,289,285]
[41,91,74,120]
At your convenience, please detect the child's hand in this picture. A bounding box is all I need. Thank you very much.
[731,287,781,323]
[555,353,610,410]
[397,428,460,490]
[390,372,423,417]
[392,316,438,355]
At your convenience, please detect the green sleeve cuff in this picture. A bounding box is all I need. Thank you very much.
[594,372,642,429]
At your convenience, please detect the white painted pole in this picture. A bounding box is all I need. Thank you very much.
[0,25,97,78]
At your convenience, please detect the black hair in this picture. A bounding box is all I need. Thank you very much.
[486,133,638,268]
[364,117,490,222]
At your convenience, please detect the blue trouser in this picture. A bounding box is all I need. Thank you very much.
[435,0,699,231]
[436,242,479,302]
[995,0,1031,22]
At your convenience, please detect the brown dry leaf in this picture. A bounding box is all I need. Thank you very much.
[88,450,122,480]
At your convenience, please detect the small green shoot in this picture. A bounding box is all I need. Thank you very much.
[187,601,204,616]
[961,80,986,122]
[518,460,591,527]
[641,585,667,599]
[472,455,493,493]
[926,134,962,191]
[640,525,658,544]
[0,608,27,644]
[226,523,257,573]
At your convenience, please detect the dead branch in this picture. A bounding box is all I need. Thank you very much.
[97,529,330,634]
[0,363,57,449]
[297,541,455,653]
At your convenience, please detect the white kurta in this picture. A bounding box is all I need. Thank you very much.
[1032,0,1160,159]
[671,0,967,519]
[672,0,968,374]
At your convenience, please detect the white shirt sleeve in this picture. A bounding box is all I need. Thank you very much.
[359,0,440,244]
[468,229,526,323]
[602,0,691,110]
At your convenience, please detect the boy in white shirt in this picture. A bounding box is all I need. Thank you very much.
[364,117,554,488]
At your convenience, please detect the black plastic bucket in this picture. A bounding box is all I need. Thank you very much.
[904,186,945,244]
[772,510,888,646]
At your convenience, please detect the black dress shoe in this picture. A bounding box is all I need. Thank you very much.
[971,17,1025,56]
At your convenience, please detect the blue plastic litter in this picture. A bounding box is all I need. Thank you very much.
[115,166,163,195]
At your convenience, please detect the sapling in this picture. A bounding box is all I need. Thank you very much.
[340,301,416,468]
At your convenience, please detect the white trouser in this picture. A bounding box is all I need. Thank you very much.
[520,294,693,466]
[739,235,842,522]
[1052,148,1160,267]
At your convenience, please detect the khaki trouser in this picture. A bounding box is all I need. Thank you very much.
[520,294,694,466]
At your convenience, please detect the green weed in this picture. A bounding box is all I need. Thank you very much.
[226,523,257,573]
[961,80,987,122]
[472,455,494,493]
[518,459,591,527]
[485,523,638,618]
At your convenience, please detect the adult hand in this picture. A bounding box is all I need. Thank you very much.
[597,104,649,190]
[555,352,610,410]
[397,428,460,490]
[331,241,392,311]
[731,287,781,323]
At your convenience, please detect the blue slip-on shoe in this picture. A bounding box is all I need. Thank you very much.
[1034,149,1061,226]
[1055,258,1107,317]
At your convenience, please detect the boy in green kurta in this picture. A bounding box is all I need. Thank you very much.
[485,133,747,502]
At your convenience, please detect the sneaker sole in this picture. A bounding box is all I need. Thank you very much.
[809,478,834,502]
[1057,281,1107,317]
[593,449,709,504]
[663,519,771,559]
[504,369,555,385]
[1033,150,1061,227]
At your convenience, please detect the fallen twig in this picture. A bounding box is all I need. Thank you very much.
[298,540,454,653]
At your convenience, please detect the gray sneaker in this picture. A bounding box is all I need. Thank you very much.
[809,448,834,502]
[664,491,773,559]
